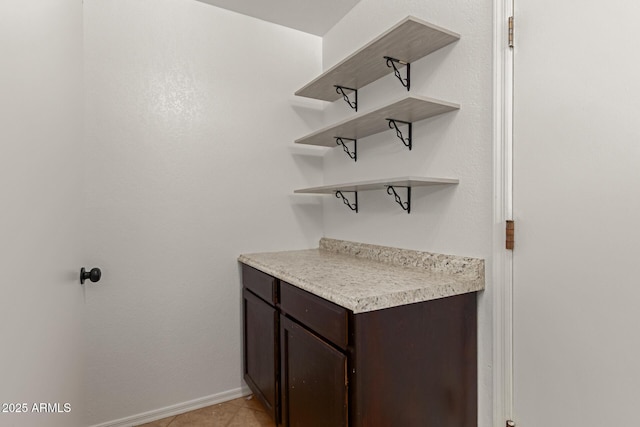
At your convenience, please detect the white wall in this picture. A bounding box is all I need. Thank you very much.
[1,0,490,424]
[82,0,323,424]
[321,1,494,426]
[0,1,85,426]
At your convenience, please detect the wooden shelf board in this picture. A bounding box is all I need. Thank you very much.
[295,16,460,102]
[294,176,459,194]
[295,95,459,147]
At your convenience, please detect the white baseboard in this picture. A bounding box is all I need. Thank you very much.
[89,386,252,427]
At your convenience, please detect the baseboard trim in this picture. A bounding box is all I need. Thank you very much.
[89,386,252,427]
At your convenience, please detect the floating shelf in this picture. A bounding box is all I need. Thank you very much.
[294,95,459,148]
[295,16,460,102]
[295,176,459,214]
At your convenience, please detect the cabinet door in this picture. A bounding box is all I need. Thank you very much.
[243,289,278,420]
[280,316,347,427]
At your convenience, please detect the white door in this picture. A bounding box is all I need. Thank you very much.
[513,1,640,425]
[0,1,85,426]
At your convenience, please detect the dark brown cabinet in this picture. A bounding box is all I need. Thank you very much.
[242,274,279,421]
[241,263,477,427]
[280,315,348,427]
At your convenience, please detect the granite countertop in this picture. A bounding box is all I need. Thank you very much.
[238,238,484,314]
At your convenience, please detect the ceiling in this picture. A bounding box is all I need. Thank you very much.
[195,0,361,36]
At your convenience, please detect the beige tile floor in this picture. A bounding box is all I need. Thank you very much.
[136,395,275,427]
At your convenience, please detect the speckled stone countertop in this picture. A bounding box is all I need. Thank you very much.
[238,238,484,314]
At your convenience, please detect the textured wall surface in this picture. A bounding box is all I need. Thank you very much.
[319,1,494,425]
[83,0,322,424]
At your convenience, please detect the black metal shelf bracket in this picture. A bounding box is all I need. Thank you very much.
[386,119,412,150]
[334,85,358,111]
[384,56,410,91]
[335,191,358,213]
[335,137,357,162]
[386,186,411,214]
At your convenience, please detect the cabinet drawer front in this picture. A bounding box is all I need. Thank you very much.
[279,281,348,350]
[242,264,277,304]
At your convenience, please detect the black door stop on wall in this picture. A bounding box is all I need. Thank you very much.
[80,267,102,284]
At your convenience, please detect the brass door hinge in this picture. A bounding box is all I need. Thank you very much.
[507,420,516,427]
[506,220,515,250]
[508,16,514,48]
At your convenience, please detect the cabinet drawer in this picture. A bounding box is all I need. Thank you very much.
[242,264,277,305]
[279,281,348,350]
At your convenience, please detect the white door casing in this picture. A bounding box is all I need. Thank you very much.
[510,1,640,426]
[492,0,514,425]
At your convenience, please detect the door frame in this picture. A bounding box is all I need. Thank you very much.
[492,0,514,425]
